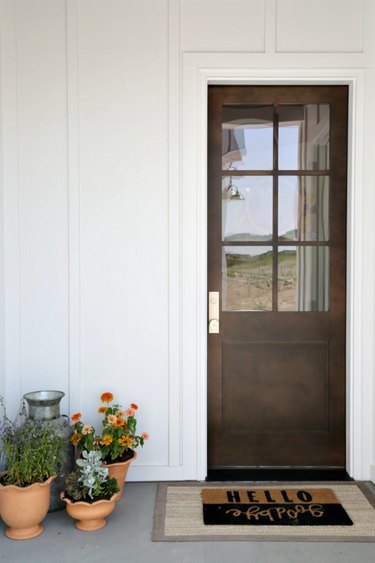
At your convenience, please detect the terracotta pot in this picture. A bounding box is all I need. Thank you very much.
[61,492,120,531]
[105,451,136,500]
[0,475,55,540]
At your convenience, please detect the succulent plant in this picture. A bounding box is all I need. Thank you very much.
[64,450,119,503]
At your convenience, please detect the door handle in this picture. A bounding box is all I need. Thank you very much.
[208,291,219,334]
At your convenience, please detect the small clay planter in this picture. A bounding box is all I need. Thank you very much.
[61,492,120,531]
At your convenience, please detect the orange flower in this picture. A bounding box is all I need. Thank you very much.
[118,435,133,448]
[130,403,138,410]
[98,406,106,414]
[114,416,126,428]
[107,414,117,425]
[141,432,150,441]
[70,433,82,445]
[71,412,81,422]
[101,434,113,446]
[101,392,114,404]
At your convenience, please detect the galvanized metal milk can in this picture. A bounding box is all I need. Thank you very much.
[23,390,74,512]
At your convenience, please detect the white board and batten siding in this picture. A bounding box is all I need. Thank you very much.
[0,0,374,481]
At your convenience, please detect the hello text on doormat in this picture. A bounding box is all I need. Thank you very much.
[202,488,353,526]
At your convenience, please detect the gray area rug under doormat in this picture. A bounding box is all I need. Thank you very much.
[152,481,375,542]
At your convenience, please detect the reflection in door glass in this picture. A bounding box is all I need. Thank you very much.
[222,106,273,170]
[222,176,273,241]
[278,176,329,241]
[222,246,272,311]
[279,104,330,170]
[278,246,329,311]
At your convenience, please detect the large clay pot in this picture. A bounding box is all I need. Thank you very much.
[0,475,55,540]
[61,492,120,531]
[105,451,136,500]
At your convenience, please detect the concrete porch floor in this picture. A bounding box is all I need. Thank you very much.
[1,482,375,563]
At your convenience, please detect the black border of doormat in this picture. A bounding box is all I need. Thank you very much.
[152,481,375,542]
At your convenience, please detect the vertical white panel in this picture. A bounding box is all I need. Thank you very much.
[67,0,81,416]
[181,0,266,52]
[276,0,364,53]
[1,0,22,416]
[264,0,277,54]
[0,2,13,405]
[364,0,375,54]
[359,68,375,477]
[167,0,183,468]
[16,0,69,405]
[0,82,4,403]
[78,0,170,468]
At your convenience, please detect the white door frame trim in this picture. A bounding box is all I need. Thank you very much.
[181,61,368,480]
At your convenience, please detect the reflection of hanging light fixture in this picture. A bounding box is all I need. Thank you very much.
[222,177,245,201]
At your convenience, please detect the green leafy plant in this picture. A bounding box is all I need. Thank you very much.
[64,450,119,503]
[70,392,149,463]
[0,397,65,487]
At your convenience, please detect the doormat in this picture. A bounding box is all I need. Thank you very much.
[202,488,353,526]
[152,482,375,542]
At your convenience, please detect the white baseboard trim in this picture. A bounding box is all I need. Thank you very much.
[126,465,194,482]
[370,465,375,484]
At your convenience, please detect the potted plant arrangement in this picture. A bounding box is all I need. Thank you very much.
[70,392,149,498]
[0,398,65,540]
[61,450,119,531]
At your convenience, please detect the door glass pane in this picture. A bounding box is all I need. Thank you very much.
[222,176,273,241]
[278,246,329,311]
[222,246,272,311]
[278,176,329,241]
[222,106,273,170]
[279,104,330,170]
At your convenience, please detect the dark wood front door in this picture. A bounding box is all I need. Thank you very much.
[207,85,348,479]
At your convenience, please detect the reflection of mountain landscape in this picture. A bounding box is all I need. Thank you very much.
[225,233,272,241]
[226,250,272,270]
[225,229,298,241]
[279,228,298,240]
[224,250,297,311]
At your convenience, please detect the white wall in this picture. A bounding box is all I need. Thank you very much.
[1,0,69,415]
[0,0,374,480]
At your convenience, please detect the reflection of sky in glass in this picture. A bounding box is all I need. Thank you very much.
[278,128,301,235]
[278,176,298,238]
[222,107,274,170]
[279,125,299,169]
[223,125,299,237]
[222,176,272,240]
[239,127,273,170]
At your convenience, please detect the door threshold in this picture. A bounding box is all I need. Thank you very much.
[206,468,352,482]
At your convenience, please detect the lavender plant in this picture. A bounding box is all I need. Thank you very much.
[0,397,65,487]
